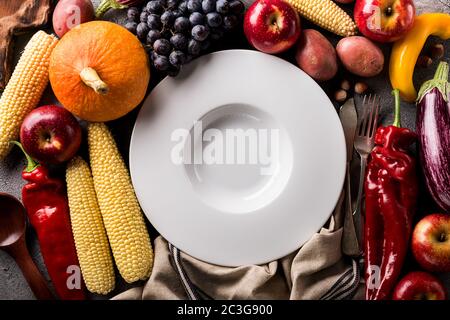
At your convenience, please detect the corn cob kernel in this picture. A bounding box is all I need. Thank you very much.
[286,0,357,37]
[0,31,58,159]
[88,122,153,283]
[66,156,115,295]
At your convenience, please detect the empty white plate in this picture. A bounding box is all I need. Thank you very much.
[130,50,345,266]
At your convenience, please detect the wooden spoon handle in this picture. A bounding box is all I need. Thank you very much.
[8,237,54,300]
[0,27,13,90]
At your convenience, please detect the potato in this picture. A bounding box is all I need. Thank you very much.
[295,29,338,82]
[336,36,384,77]
[52,0,94,38]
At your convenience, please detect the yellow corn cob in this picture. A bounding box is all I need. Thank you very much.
[286,0,357,37]
[0,31,58,159]
[66,156,116,295]
[88,122,153,283]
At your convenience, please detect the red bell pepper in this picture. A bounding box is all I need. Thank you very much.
[364,90,418,300]
[13,142,86,300]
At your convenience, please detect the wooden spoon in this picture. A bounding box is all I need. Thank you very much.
[0,192,54,300]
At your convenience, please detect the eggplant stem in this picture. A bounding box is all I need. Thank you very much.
[95,0,127,18]
[434,61,449,82]
[417,61,449,103]
[10,141,40,173]
[392,89,401,128]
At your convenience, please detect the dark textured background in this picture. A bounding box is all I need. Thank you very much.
[0,0,449,299]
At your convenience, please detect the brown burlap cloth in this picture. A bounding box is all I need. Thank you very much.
[113,192,364,300]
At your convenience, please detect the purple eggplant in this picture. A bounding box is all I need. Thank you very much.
[417,61,450,212]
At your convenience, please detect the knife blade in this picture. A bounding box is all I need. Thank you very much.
[339,99,360,257]
[339,98,357,163]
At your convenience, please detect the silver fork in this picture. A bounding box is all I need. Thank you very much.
[353,94,380,252]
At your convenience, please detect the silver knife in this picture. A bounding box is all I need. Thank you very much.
[339,99,360,257]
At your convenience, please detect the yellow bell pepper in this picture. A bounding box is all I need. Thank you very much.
[389,13,450,103]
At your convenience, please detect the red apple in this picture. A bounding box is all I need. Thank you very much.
[392,271,447,300]
[20,105,82,164]
[354,0,415,43]
[244,0,301,54]
[412,213,450,273]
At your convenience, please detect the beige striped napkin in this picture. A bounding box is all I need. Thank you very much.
[114,192,364,300]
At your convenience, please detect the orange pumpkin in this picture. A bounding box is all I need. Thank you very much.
[49,21,150,122]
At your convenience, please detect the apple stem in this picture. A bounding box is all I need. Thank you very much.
[10,141,40,173]
[439,232,447,242]
[385,6,393,16]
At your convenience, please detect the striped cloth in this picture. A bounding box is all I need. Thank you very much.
[114,192,364,300]
[169,243,362,301]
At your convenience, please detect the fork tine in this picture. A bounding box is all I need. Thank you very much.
[365,94,376,137]
[358,94,370,136]
[363,95,375,137]
[356,95,366,136]
[373,96,381,134]
[369,97,380,138]
[371,96,381,137]
[371,104,380,138]
[367,94,378,137]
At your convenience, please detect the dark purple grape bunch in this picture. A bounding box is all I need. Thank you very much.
[125,0,245,76]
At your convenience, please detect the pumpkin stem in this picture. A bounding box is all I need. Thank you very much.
[80,67,109,95]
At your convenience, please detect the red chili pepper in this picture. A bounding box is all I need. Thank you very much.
[364,90,418,300]
[13,142,86,300]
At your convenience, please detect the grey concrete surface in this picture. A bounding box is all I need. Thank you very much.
[0,0,449,300]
